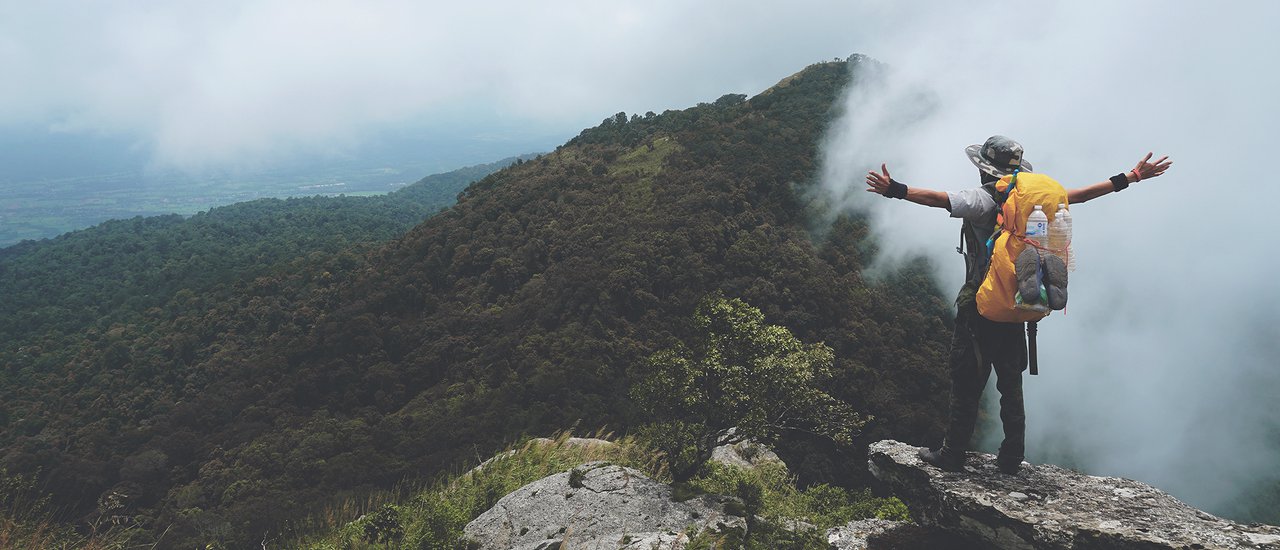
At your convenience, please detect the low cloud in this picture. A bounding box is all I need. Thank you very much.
[0,0,884,170]
[818,1,1280,517]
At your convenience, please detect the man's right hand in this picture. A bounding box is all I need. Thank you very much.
[865,163,893,196]
[863,165,951,208]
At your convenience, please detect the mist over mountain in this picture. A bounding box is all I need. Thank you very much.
[0,129,149,182]
[814,4,1280,523]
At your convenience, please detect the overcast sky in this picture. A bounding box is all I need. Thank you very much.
[1,0,892,170]
[3,0,1278,520]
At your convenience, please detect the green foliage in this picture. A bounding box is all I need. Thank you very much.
[360,504,404,544]
[685,461,908,549]
[0,157,524,546]
[0,57,954,548]
[632,294,868,480]
[680,460,911,550]
[633,421,707,483]
[691,462,906,528]
[0,156,521,349]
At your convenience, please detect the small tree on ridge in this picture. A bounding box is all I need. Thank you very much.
[632,294,868,482]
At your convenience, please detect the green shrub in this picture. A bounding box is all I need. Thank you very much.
[688,461,909,547]
[630,296,869,482]
[360,504,404,544]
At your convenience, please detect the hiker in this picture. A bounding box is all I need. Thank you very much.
[864,136,1171,474]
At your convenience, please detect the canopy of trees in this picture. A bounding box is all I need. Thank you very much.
[0,58,955,548]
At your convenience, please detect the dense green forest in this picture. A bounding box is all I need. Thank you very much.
[0,156,525,349]
[0,57,955,548]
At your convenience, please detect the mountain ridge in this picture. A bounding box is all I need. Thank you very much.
[2,56,955,548]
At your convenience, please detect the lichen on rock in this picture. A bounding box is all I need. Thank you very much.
[867,439,1280,550]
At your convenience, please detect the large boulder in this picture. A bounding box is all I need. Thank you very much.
[463,461,743,549]
[868,440,1280,550]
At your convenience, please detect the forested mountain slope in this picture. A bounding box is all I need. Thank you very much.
[0,57,953,548]
[0,156,524,353]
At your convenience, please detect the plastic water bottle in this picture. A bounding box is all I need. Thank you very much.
[1026,205,1048,247]
[1049,204,1070,266]
[1059,204,1075,271]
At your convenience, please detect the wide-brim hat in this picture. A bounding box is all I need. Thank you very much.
[966,135,1033,178]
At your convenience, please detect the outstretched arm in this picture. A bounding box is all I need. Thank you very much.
[1069,153,1172,204]
[865,164,951,209]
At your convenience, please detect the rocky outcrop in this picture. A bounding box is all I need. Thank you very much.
[868,439,1280,549]
[826,518,984,550]
[463,461,743,549]
[827,519,907,550]
[709,435,783,470]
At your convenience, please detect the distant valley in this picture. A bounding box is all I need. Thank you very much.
[0,129,563,247]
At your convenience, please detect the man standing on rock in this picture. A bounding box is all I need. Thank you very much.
[864,136,1171,473]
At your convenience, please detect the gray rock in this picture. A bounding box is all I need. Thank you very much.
[868,439,1280,550]
[826,518,908,550]
[709,437,783,470]
[827,518,985,550]
[826,518,992,550]
[464,462,743,550]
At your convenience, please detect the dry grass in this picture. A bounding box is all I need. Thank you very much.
[1,468,148,549]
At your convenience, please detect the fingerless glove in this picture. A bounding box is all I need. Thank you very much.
[887,179,908,199]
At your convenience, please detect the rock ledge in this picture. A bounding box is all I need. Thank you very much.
[868,439,1280,550]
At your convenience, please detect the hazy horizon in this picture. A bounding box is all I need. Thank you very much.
[1,1,895,242]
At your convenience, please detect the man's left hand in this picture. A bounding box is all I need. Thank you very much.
[1131,153,1172,181]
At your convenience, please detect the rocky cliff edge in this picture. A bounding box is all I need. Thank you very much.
[867,439,1280,550]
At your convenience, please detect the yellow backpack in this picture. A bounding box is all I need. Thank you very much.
[975,172,1069,323]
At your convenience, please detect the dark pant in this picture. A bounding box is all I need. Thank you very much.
[942,302,1028,461]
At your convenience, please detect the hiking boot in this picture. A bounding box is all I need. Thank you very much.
[996,455,1024,475]
[918,447,965,472]
[1014,246,1042,305]
[1042,254,1068,310]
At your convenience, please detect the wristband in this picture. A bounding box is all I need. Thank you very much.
[887,179,908,199]
[1109,173,1130,192]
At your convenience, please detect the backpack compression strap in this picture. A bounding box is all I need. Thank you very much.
[1027,321,1038,375]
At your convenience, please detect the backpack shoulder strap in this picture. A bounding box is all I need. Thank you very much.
[958,181,1009,288]
[980,181,1001,202]
[985,171,1020,255]
[958,182,1004,255]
